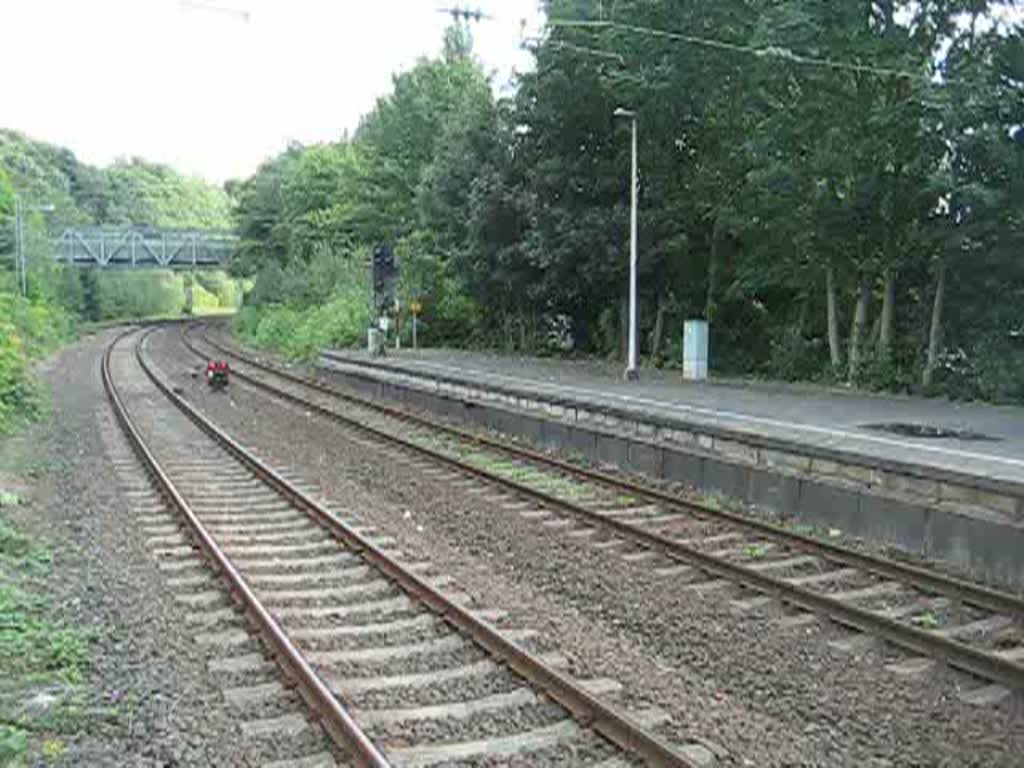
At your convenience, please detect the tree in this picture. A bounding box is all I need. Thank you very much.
[229,5,1024,402]
[0,128,240,321]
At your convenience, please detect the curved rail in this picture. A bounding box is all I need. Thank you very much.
[193,325,1024,616]
[185,323,1024,691]
[103,328,388,766]
[113,326,699,768]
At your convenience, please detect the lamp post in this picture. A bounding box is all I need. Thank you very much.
[13,195,56,297]
[614,107,639,381]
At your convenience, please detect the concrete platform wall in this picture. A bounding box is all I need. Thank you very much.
[320,355,1024,589]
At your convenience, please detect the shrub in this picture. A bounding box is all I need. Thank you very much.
[236,284,370,361]
[0,321,35,431]
[95,271,183,319]
[0,295,74,432]
[235,248,371,359]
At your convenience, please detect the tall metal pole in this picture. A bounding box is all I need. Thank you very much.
[14,194,26,297]
[12,197,54,297]
[13,194,20,296]
[20,197,28,297]
[625,114,639,381]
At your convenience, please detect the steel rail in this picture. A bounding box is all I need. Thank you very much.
[185,325,1024,690]
[140,328,698,767]
[103,328,390,767]
[190,325,1024,618]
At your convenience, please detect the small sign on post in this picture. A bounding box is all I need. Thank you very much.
[409,300,423,349]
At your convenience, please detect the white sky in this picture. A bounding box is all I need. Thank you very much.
[0,0,544,183]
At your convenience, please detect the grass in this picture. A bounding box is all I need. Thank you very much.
[0,509,92,766]
[0,491,23,508]
[743,542,770,559]
[407,433,599,501]
[911,611,943,630]
[0,727,28,765]
[453,445,591,499]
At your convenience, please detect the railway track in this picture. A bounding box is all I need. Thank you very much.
[184,323,1024,703]
[104,326,700,766]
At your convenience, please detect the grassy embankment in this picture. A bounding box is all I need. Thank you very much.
[0,499,92,765]
[0,294,74,436]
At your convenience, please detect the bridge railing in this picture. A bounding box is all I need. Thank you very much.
[55,227,236,269]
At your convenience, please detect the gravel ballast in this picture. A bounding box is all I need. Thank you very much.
[0,327,356,767]
[152,326,1024,767]
[0,329,259,765]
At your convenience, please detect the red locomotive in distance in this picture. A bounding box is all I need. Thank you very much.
[206,360,230,390]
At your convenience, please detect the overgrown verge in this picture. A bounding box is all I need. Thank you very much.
[0,295,75,435]
[0,497,92,766]
[0,268,243,434]
[232,252,370,360]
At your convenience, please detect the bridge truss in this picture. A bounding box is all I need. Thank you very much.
[56,227,236,269]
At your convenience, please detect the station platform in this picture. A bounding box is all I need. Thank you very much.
[319,347,1024,587]
[324,348,1024,484]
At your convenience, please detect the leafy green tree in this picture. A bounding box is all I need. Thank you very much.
[356,26,492,237]
[231,145,303,276]
[103,158,232,228]
[1,128,240,323]
[230,6,1024,402]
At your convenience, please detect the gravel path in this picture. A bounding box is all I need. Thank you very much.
[154,326,1024,767]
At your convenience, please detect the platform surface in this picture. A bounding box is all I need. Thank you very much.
[324,348,1024,489]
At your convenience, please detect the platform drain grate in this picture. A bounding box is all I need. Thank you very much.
[860,422,999,441]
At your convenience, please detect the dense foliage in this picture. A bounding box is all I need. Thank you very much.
[229,28,490,355]
[0,132,239,431]
[237,4,1023,402]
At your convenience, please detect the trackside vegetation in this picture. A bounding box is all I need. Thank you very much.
[0,507,91,766]
[232,251,370,360]
[0,134,243,432]
[231,6,1024,403]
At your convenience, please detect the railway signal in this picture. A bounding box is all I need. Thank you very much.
[372,244,397,314]
[370,244,398,355]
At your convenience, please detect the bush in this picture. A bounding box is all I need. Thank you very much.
[928,337,1024,403]
[0,321,35,430]
[190,279,221,314]
[235,247,371,359]
[193,271,243,311]
[765,326,825,383]
[235,297,368,361]
[235,279,369,361]
[95,271,183,319]
[0,295,74,432]
[394,236,484,347]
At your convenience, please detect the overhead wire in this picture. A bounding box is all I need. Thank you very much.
[545,17,1012,86]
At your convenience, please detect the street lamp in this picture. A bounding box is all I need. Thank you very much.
[614,107,639,381]
[13,196,56,297]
